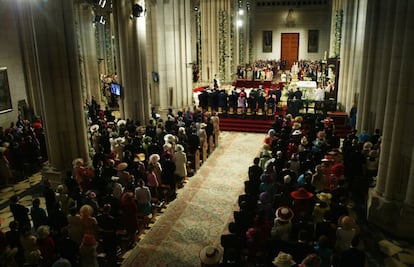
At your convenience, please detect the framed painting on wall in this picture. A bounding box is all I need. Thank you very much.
[263,31,273,53]
[0,68,12,113]
[308,29,319,53]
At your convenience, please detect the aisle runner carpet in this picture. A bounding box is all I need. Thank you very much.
[122,131,264,267]
[218,117,274,133]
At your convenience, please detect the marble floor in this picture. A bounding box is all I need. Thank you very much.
[0,173,44,232]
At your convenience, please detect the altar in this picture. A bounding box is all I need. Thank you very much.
[295,80,317,100]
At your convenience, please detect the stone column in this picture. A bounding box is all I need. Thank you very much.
[199,0,232,84]
[337,0,367,113]
[74,3,101,103]
[357,0,376,133]
[149,0,193,115]
[13,1,44,117]
[112,0,150,124]
[328,0,340,58]
[404,148,414,208]
[336,0,354,110]
[398,146,414,237]
[372,0,395,130]
[27,0,89,172]
[366,0,414,239]
[374,0,410,199]
[370,0,395,194]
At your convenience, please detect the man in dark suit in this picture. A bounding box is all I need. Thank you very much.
[287,229,315,263]
[9,195,30,230]
[248,157,263,183]
[338,236,367,267]
[187,128,200,155]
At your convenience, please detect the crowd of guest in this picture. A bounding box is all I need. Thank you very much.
[0,94,377,266]
[197,59,337,119]
[236,60,286,81]
[290,60,325,82]
[215,113,380,267]
[234,59,330,85]
[0,101,222,267]
[0,115,47,187]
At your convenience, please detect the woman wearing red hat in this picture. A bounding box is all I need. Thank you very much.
[290,187,315,222]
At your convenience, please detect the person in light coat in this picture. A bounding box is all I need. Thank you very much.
[174,144,187,188]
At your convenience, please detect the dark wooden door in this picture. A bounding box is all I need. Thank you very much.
[281,33,299,70]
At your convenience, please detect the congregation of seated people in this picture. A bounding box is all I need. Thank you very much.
[217,113,380,267]
[1,101,221,267]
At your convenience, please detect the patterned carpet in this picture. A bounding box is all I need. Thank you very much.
[121,131,264,267]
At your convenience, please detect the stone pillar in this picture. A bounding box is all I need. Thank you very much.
[337,0,367,113]
[328,0,341,58]
[199,0,232,84]
[357,0,377,133]
[372,0,395,130]
[336,0,353,109]
[398,147,414,237]
[404,148,414,208]
[27,0,89,172]
[366,0,414,239]
[112,0,150,124]
[13,1,44,117]
[149,0,193,115]
[74,3,101,103]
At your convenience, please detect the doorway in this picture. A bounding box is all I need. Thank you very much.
[281,33,299,70]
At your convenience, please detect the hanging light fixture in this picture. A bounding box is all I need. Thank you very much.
[132,3,145,17]
[93,15,106,25]
[98,0,106,8]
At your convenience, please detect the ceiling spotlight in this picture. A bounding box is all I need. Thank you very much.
[132,3,144,17]
[93,15,106,25]
[237,19,243,27]
[98,0,106,8]
[238,9,244,15]
[92,0,106,8]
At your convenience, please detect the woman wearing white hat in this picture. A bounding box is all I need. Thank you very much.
[272,251,296,267]
[174,144,187,188]
[199,245,222,267]
[115,162,130,187]
[113,137,125,161]
[271,206,294,241]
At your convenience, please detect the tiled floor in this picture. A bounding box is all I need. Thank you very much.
[0,172,44,232]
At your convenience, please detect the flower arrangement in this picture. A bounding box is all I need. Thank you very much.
[248,15,253,64]
[196,10,202,81]
[334,9,343,57]
[230,13,235,77]
[218,10,228,82]
[239,28,245,65]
